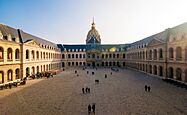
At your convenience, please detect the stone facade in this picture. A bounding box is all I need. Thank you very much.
[125,23,187,84]
[0,24,62,84]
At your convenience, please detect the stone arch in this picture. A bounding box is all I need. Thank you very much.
[7,69,13,81]
[153,65,157,75]
[176,68,182,80]
[15,49,20,60]
[168,67,174,78]
[159,66,163,77]
[26,50,29,59]
[176,47,182,60]
[169,47,174,59]
[0,71,4,83]
[15,68,20,79]
[7,48,13,60]
[0,46,3,61]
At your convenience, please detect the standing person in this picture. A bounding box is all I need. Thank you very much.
[88,104,91,114]
[148,86,151,92]
[92,103,95,113]
[87,71,89,74]
[145,85,147,92]
[82,88,84,94]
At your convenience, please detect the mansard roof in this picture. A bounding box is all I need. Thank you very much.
[0,24,20,39]
[19,30,58,48]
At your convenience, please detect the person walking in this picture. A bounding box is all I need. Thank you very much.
[88,104,91,114]
[148,86,151,92]
[145,85,147,92]
[92,103,95,113]
[82,88,84,94]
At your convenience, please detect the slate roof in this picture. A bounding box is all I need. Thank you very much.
[0,24,20,39]
[19,30,58,48]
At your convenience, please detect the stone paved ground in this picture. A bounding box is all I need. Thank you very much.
[0,67,187,115]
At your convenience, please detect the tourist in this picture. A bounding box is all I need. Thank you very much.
[87,71,89,74]
[82,88,84,94]
[148,86,151,92]
[88,88,90,93]
[111,72,112,75]
[145,85,147,92]
[105,74,107,78]
[88,104,91,114]
[92,104,95,113]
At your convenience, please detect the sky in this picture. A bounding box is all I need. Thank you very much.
[0,0,187,44]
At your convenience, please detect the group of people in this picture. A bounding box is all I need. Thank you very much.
[88,104,95,114]
[82,87,90,94]
[144,85,151,92]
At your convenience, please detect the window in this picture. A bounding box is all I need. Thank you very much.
[15,49,19,60]
[0,47,4,61]
[26,50,29,59]
[7,69,13,81]
[176,47,182,60]
[62,54,65,59]
[169,48,174,59]
[7,48,13,60]
[15,68,20,79]
[159,49,163,59]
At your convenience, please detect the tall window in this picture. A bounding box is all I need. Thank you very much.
[153,49,157,60]
[31,50,35,60]
[169,48,174,59]
[15,49,20,60]
[159,49,163,59]
[36,51,39,59]
[176,47,182,60]
[26,50,29,59]
[7,69,13,81]
[0,71,4,83]
[0,47,4,61]
[15,68,20,79]
[7,48,12,60]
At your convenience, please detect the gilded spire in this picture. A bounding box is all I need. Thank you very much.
[91,17,95,29]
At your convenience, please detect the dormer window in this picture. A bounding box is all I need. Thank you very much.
[3,36,7,40]
[12,38,16,41]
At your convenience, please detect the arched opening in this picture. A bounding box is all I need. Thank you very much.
[37,66,39,73]
[7,48,13,61]
[168,67,174,78]
[26,67,30,77]
[149,65,152,74]
[7,69,13,81]
[31,50,35,60]
[109,62,112,66]
[36,51,39,60]
[169,47,174,59]
[15,49,20,60]
[153,49,157,60]
[26,50,29,59]
[159,66,163,77]
[159,48,163,59]
[0,71,4,83]
[105,62,108,66]
[62,62,65,67]
[153,65,157,75]
[176,47,182,61]
[15,68,20,79]
[31,66,35,75]
[0,47,4,61]
[185,69,187,82]
[176,68,182,80]
[76,54,78,58]
[149,50,152,60]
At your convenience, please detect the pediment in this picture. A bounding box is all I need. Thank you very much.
[147,39,164,46]
[24,40,40,47]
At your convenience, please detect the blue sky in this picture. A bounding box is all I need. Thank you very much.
[1,0,187,44]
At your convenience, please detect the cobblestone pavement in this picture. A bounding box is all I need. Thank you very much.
[0,67,187,115]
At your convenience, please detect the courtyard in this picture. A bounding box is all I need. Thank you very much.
[0,67,187,115]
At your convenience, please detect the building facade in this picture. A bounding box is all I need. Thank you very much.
[60,20,127,68]
[0,24,62,84]
[125,23,187,84]
[1,21,187,85]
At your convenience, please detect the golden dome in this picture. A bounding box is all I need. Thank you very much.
[86,19,101,44]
